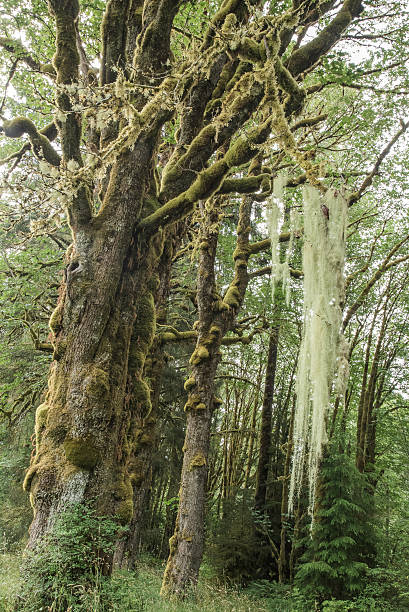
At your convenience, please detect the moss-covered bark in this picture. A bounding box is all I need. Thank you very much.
[254,325,280,513]
[114,227,184,569]
[161,191,255,597]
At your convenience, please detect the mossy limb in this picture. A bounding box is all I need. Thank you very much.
[184,376,196,391]
[223,285,240,308]
[49,302,64,336]
[189,346,209,366]
[35,403,49,447]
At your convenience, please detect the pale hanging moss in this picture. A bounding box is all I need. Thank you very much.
[289,185,348,515]
[267,173,297,306]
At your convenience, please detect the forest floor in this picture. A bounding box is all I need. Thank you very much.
[0,552,290,611]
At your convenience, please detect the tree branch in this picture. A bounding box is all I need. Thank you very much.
[348,120,409,205]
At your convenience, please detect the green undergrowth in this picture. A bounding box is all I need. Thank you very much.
[2,552,406,611]
[0,552,272,612]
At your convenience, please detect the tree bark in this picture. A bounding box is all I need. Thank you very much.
[161,194,254,596]
[254,325,280,512]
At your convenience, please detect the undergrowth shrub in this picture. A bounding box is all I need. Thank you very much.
[294,448,375,604]
[17,503,125,611]
[206,494,271,585]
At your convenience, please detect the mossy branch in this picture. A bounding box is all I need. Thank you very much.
[140,120,271,234]
[0,118,61,166]
[158,328,198,343]
[218,174,271,195]
[221,326,264,345]
[248,231,297,256]
[0,121,57,167]
[287,0,364,76]
[291,113,327,131]
[249,265,303,279]
[48,0,92,227]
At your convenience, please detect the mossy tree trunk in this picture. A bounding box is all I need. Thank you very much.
[23,0,179,565]
[114,229,183,568]
[161,194,254,596]
[254,324,280,513]
[0,0,366,593]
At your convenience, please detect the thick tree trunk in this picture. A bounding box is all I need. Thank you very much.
[25,203,162,557]
[114,229,182,568]
[23,0,175,565]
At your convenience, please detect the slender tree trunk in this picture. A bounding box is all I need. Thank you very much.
[243,358,264,488]
[278,396,295,583]
[254,325,279,512]
[161,192,254,597]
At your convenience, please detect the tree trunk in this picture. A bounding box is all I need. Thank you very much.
[254,325,279,512]
[114,228,183,568]
[25,197,163,559]
[161,194,254,596]
[278,397,295,583]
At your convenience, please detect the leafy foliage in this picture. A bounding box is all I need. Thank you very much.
[18,503,124,611]
[295,447,375,604]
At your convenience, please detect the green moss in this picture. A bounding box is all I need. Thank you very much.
[40,63,56,75]
[23,465,37,492]
[184,376,196,391]
[189,453,206,470]
[233,245,250,260]
[63,437,99,470]
[213,298,229,312]
[224,285,240,308]
[84,366,110,399]
[2,117,37,138]
[53,338,67,360]
[189,345,209,366]
[2,117,60,166]
[202,325,222,347]
[35,403,49,447]
[116,498,133,524]
[238,38,262,63]
[130,291,156,372]
[133,379,151,405]
[183,394,202,412]
[49,302,64,336]
[194,403,206,411]
[213,397,223,406]
[168,533,177,554]
[114,474,133,500]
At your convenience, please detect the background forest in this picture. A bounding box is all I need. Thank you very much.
[0,0,409,611]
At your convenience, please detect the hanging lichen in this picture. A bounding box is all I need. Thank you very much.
[267,173,298,305]
[289,185,348,515]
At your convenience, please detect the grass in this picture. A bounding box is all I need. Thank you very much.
[0,553,273,612]
[0,554,20,611]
